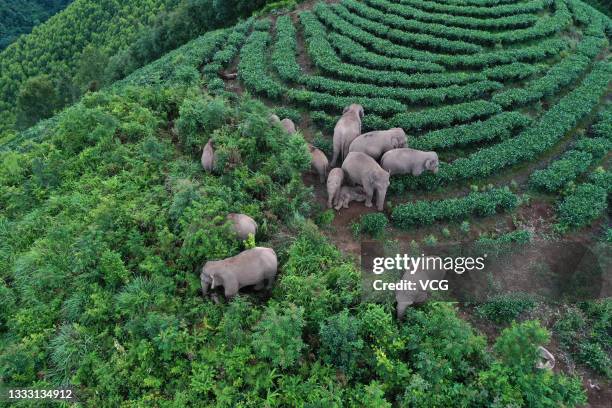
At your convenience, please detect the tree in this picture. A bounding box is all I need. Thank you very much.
[73,45,109,92]
[15,75,58,128]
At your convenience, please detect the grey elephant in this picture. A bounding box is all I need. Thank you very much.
[396,258,446,320]
[331,104,364,167]
[309,144,329,184]
[342,152,390,211]
[381,148,439,176]
[335,186,366,210]
[326,168,344,208]
[349,128,407,161]
[536,346,555,370]
[227,213,257,241]
[270,114,281,124]
[201,247,277,299]
[201,139,216,172]
[281,118,297,134]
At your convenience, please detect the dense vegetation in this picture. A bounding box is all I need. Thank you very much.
[0,0,73,50]
[1,0,610,405]
[0,0,299,139]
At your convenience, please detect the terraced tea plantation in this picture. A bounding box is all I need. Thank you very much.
[202,0,611,236]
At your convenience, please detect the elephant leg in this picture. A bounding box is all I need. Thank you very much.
[396,302,410,320]
[254,281,265,290]
[266,276,275,290]
[330,143,339,167]
[363,183,374,208]
[319,171,326,184]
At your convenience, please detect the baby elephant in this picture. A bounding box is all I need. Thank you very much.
[281,118,297,134]
[309,144,329,184]
[227,213,257,241]
[335,186,366,210]
[342,152,390,211]
[201,139,216,172]
[349,128,407,161]
[381,148,439,176]
[201,247,277,299]
[326,168,344,208]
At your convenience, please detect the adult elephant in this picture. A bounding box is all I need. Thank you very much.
[201,247,277,299]
[342,152,390,211]
[349,128,407,161]
[331,104,364,167]
[381,148,439,176]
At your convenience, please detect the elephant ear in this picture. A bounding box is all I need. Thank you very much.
[358,106,364,119]
[343,106,350,115]
[425,159,434,170]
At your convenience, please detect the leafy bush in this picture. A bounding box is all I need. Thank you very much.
[392,187,519,228]
[251,303,306,369]
[554,301,612,378]
[319,310,364,377]
[359,213,388,237]
[557,182,608,229]
[476,293,536,324]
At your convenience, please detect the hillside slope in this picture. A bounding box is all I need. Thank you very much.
[0,0,610,406]
[0,0,73,50]
[0,0,182,134]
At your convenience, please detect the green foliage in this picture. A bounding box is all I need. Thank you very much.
[0,0,73,50]
[359,213,388,238]
[530,151,593,193]
[251,303,306,369]
[554,301,612,378]
[0,0,181,135]
[319,310,364,377]
[483,320,587,407]
[476,293,536,324]
[175,95,230,155]
[557,182,608,229]
[392,188,519,228]
[15,75,58,128]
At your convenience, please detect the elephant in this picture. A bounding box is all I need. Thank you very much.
[348,128,407,161]
[309,144,329,184]
[227,213,257,241]
[270,114,281,124]
[201,247,277,299]
[281,118,297,134]
[331,104,364,167]
[342,152,390,211]
[380,148,439,176]
[536,346,555,370]
[335,186,366,210]
[326,168,344,208]
[201,139,216,172]
[396,258,446,320]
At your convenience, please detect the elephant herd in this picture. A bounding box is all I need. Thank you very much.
[316,104,439,212]
[198,105,440,318]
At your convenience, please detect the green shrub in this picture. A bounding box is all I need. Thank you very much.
[359,213,388,237]
[392,187,518,228]
[251,304,306,369]
[476,293,536,324]
[557,183,608,229]
[319,310,364,377]
[176,96,230,155]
